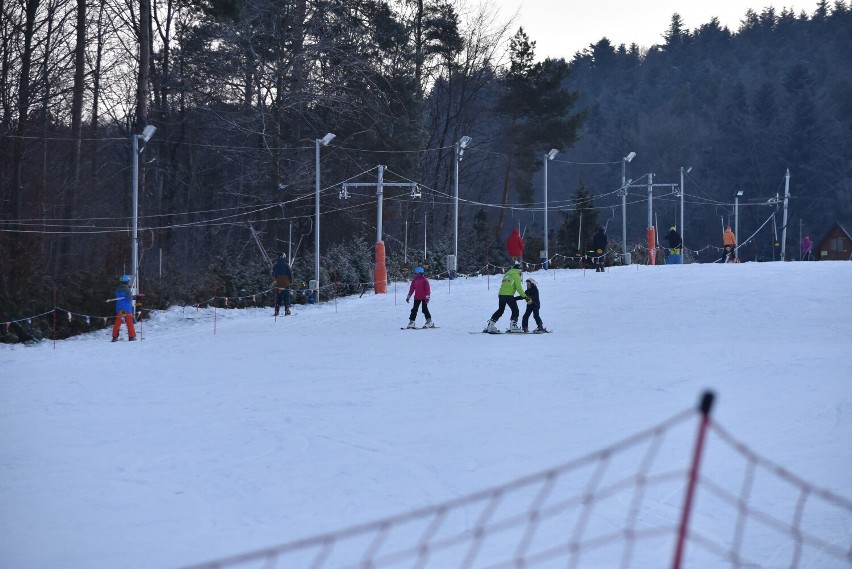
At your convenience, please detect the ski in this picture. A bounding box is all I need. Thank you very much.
[401,326,439,330]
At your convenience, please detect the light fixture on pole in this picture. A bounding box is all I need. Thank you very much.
[452,135,471,279]
[131,124,156,297]
[543,148,559,269]
[314,132,335,302]
[680,166,691,256]
[735,190,743,258]
[621,151,636,264]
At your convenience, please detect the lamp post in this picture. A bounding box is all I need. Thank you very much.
[314,132,335,302]
[542,149,558,269]
[734,190,743,257]
[131,124,156,295]
[452,135,471,278]
[621,151,636,263]
[680,166,691,256]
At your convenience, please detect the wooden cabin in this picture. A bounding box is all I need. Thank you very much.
[817,222,852,260]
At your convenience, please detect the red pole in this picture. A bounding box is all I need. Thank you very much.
[672,391,715,569]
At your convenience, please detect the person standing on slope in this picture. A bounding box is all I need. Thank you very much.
[406,266,434,329]
[111,274,136,342]
[272,253,293,316]
[521,278,547,333]
[665,226,683,264]
[592,226,608,272]
[722,226,737,263]
[506,227,524,262]
[484,260,530,333]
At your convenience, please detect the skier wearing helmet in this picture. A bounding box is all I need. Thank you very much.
[484,260,530,333]
[521,278,548,333]
[405,266,434,329]
[110,275,136,342]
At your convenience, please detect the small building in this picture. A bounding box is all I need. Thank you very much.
[817,222,852,260]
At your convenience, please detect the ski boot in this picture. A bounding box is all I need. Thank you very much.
[533,325,548,334]
[273,307,279,316]
[509,320,521,333]
[111,336,119,342]
[284,307,291,316]
[128,336,137,341]
[484,320,499,333]
[423,320,435,328]
[407,320,417,329]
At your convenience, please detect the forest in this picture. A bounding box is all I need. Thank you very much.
[1,0,850,341]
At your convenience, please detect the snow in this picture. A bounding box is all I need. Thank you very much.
[1,261,850,569]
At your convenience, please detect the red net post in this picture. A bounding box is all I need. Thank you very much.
[671,391,715,569]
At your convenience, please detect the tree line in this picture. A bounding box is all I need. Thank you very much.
[1,0,849,340]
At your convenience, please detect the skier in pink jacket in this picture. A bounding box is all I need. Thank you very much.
[405,267,434,329]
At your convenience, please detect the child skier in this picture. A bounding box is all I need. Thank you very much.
[484,261,530,333]
[406,266,434,328]
[521,278,548,333]
[111,274,136,342]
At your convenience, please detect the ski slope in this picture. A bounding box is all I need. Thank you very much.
[1,261,850,568]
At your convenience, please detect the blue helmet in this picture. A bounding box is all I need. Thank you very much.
[120,275,131,283]
[414,266,424,274]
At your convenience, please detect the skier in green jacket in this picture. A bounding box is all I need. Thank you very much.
[484,261,530,333]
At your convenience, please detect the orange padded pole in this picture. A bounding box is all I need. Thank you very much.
[374,241,388,293]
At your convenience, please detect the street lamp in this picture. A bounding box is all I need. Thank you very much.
[680,166,691,257]
[452,135,471,278]
[314,132,335,302]
[131,124,156,295]
[543,148,558,269]
[735,190,744,258]
[621,151,636,263]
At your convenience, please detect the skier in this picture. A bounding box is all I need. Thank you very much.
[484,261,530,333]
[405,266,434,329]
[272,253,293,316]
[802,234,812,261]
[592,226,608,272]
[506,227,524,262]
[722,226,737,263]
[521,278,548,333]
[665,226,683,264]
[111,275,136,342]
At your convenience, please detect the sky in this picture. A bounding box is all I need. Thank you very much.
[490,0,815,60]
[1,261,851,569]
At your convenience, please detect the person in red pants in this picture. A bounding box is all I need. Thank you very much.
[111,275,137,342]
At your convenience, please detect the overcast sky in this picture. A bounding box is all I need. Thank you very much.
[489,0,815,60]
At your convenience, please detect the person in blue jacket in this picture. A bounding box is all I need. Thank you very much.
[111,275,136,341]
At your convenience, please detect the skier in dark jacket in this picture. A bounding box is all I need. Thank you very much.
[665,226,683,264]
[272,253,293,316]
[521,278,547,333]
[591,226,608,272]
[111,274,136,342]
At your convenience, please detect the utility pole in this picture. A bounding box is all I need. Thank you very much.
[781,168,791,261]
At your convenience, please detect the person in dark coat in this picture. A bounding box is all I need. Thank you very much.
[591,226,608,272]
[665,226,683,264]
[111,275,136,341]
[272,253,293,316]
[521,278,547,333]
[405,266,433,328]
